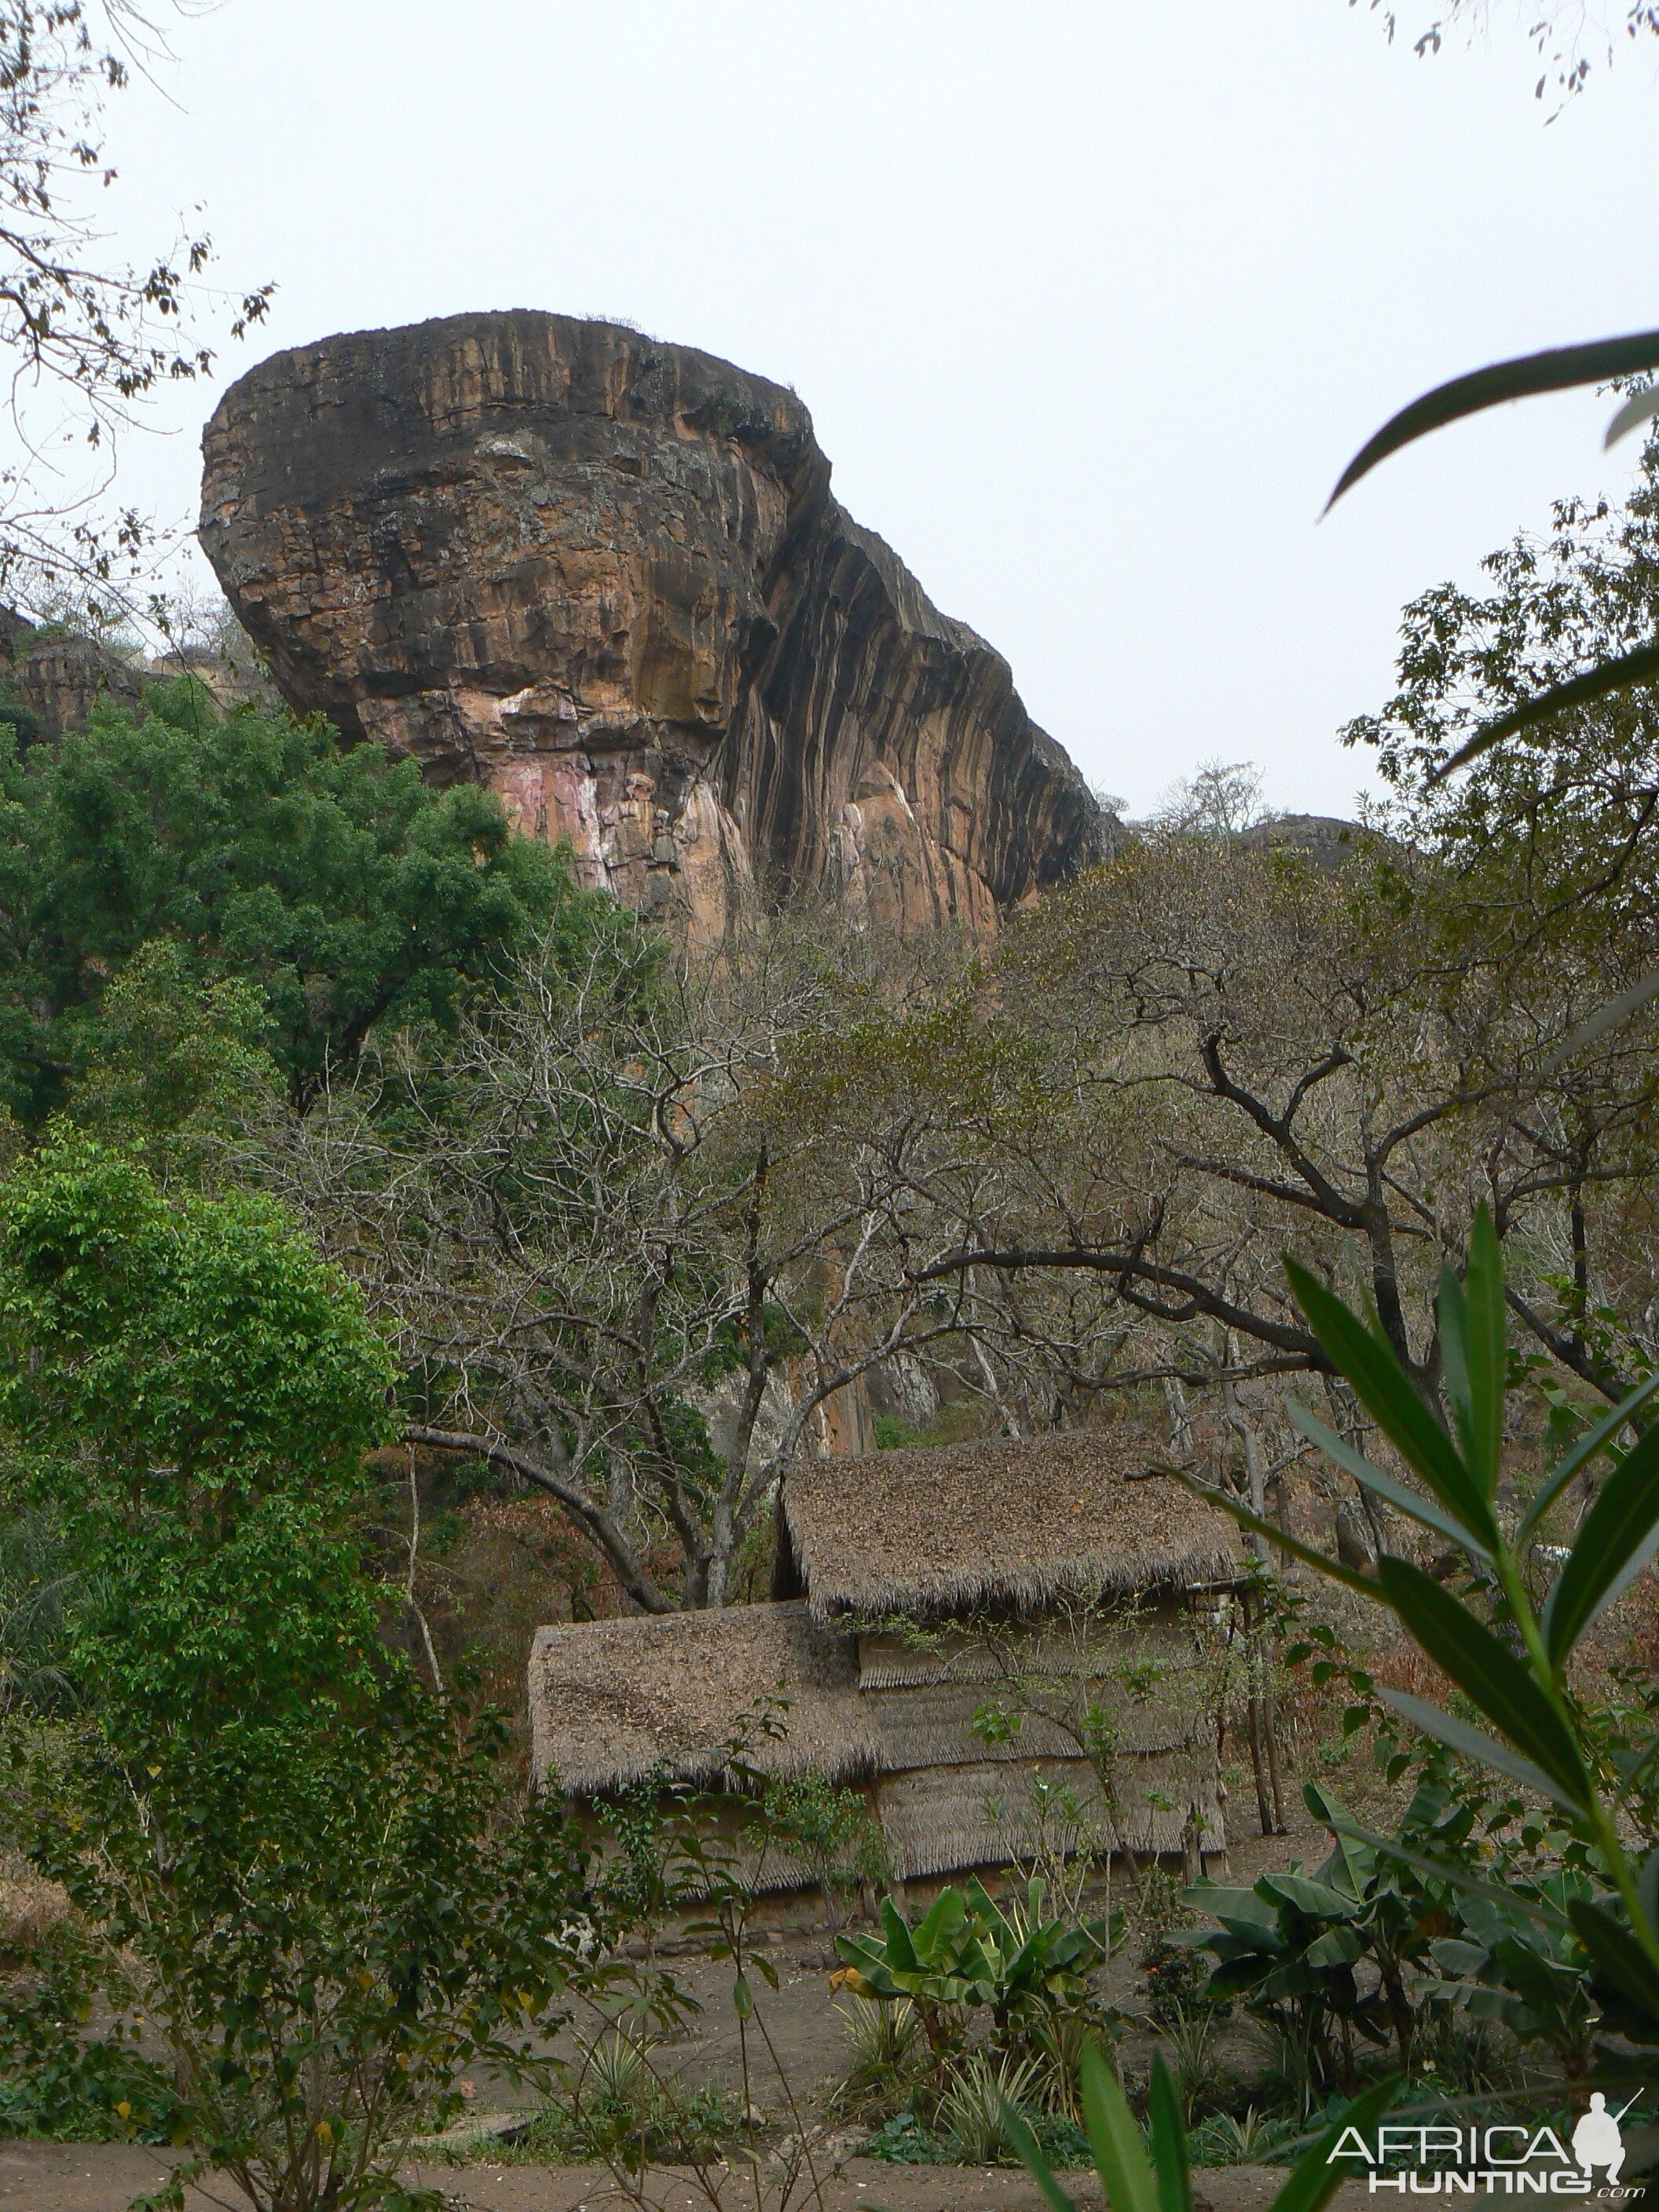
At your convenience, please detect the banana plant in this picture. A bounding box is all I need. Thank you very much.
[1178,1205,1659,2037]
[833,1877,1110,2058]
[1425,1867,1599,2083]
[1177,1782,1455,2081]
[1005,2042,1397,2212]
[1176,1863,1369,2092]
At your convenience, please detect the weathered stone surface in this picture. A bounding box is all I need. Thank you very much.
[0,607,143,746]
[200,311,1107,943]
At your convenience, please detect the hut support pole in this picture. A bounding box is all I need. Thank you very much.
[1261,1642,1287,1832]
[1240,1586,1275,1837]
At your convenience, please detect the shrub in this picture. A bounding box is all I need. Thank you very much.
[830,1995,928,2116]
[936,2050,1042,2165]
[1137,1869,1212,2027]
[753,1769,892,1929]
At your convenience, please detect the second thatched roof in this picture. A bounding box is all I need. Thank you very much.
[529,1600,878,1795]
[780,1430,1242,1623]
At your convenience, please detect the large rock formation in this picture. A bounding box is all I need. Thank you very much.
[200,312,1107,943]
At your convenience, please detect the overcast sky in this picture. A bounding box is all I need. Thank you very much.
[86,1,1659,818]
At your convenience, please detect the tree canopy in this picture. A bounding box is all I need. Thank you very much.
[0,676,577,1121]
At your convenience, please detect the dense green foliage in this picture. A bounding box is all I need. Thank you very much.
[0,1139,609,2209]
[0,679,568,1121]
[0,1134,394,1736]
[1178,1777,1607,2097]
[1193,1216,1659,2055]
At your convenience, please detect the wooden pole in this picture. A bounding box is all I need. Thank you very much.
[1240,1586,1275,1837]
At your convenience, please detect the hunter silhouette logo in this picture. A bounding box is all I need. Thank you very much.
[1331,2104,1646,2196]
[1573,2098,1637,2191]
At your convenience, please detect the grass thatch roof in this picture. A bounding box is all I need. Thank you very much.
[781,1430,1242,1623]
[529,1599,877,1796]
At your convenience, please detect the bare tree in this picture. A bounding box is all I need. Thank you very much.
[1149,758,1268,840]
[903,833,1659,1408]
[0,4,270,612]
[256,909,980,1610]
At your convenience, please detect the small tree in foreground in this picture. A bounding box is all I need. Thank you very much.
[0,1138,617,2211]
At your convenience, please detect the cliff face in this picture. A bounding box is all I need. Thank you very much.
[200,312,1105,943]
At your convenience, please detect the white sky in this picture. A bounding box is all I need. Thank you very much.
[81,1,1659,819]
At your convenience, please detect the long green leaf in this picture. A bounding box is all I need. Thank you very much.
[1460,1208,1507,1500]
[1543,1423,1659,1664]
[912,1886,964,1965]
[1375,1686,1582,1811]
[879,1895,917,1974]
[1147,2054,1189,2212]
[1305,1782,1372,1899]
[1285,1262,1497,1549]
[1376,1558,1591,1807]
[1427,640,1659,785]
[1440,1263,1474,1489]
[1567,1899,1659,2030]
[1324,328,1659,511]
[1169,1470,1384,1599]
[1003,2101,1081,2212]
[1081,2040,1159,2212]
[1259,1872,1359,1918]
[1519,1367,1659,1544]
[1270,2075,1402,2212]
[1590,1523,1659,1643]
[1284,1399,1491,1558]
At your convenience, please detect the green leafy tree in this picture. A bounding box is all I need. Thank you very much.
[58,936,278,1169]
[0,677,573,1119]
[0,1137,609,2210]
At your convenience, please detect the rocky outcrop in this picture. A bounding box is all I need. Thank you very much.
[0,607,143,746]
[1239,814,1365,869]
[200,312,1107,944]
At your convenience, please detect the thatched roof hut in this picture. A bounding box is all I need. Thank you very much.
[776,1430,1241,1621]
[529,1600,876,1795]
[529,1433,1243,1894]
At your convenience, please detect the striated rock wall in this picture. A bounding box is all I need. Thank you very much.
[200,311,1106,943]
